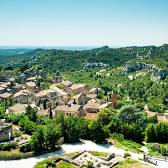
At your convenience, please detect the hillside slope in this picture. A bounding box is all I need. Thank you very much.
[1,44,168,72]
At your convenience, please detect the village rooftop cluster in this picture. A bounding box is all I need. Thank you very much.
[0,68,114,143]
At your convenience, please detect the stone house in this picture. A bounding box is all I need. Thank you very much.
[83,101,100,113]
[0,92,13,103]
[34,89,58,107]
[67,83,88,94]
[83,99,113,113]
[49,85,69,105]
[7,103,28,114]
[54,104,83,116]
[0,125,12,142]
[13,90,32,104]
[24,81,36,92]
[71,93,89,105]
[34,90,50,106]
[7,103,37,114]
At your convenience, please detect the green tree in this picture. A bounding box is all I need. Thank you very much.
[89,120,108,143]
[145,124,157,142]
[44,124,61,149]
[0,103,5,119]
[64,116,80,143]
[19,116,36,134]
[30,125,45,152]
[26,105,37,122]
[97,108,117,126]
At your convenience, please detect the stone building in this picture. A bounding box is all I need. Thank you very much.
[13,90,32,104]
[71,93,89,105]
[54,104,83,116]
[0,125,12,142]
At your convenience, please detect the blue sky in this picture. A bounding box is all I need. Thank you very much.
[0,0,168,47]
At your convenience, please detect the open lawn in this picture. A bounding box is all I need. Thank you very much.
[0,149,34,160]
[89,151,109,157]
[56,160,78,168]
[113,159,152,168]
[34,152,80,168]
[109,134,143,153]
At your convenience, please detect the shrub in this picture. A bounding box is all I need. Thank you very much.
[124,152,131,158]
[12,130,22,138]
[0,142,17,151]
[20,143,31,153]
[160,145,168,156]
[5,113,25,124]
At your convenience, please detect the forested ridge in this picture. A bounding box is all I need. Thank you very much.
[1,44,168,71]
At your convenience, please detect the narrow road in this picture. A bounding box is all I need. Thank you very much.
[0,139,167,168]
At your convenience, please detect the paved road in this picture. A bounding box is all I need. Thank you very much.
[0,139,167,168]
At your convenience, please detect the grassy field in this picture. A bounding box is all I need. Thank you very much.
[89,151,109,157]
[63,67,128,88]
[147,143,168,157]
[34,152,80,168]
[56,160,78,168]
[109,134,143,153]
[0,149,34,160]
[113,159,152,168]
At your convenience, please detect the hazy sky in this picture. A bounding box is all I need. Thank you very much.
[0,0,168,47]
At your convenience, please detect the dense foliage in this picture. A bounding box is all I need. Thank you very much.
[64,68,168,113]
[145,123,168,143]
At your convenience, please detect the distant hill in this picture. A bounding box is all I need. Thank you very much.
[0,48,33,56]
[1,44,168,71]
[0,49,40,66]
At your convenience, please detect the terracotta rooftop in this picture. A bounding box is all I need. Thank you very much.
[83,101,101,110]
[50,84,68,96]
[55,104,81,113]
[25,81,36,88]
[35,89,55,98]
[8,104,28,113]
[61,80,72,87]
[69,83,86,90]
[14,90,30,98]
[0,92,13,99]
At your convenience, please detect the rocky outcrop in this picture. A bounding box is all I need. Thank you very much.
[126,62,168,80]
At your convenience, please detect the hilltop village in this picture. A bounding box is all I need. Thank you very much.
[0,68,114,143]
[0,46,168,167]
